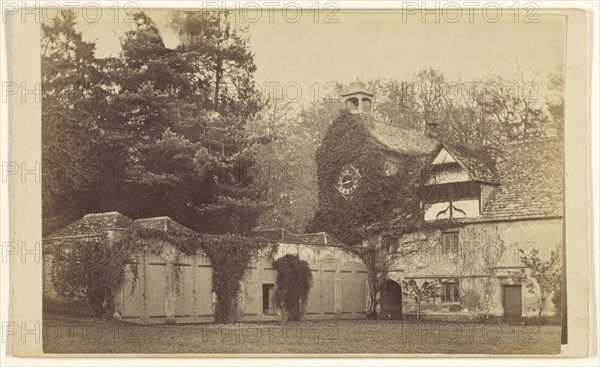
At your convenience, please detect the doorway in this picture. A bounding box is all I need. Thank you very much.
[502,284,523,323]
[380,280,403,320]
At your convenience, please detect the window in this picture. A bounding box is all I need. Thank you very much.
[345,98,358,110]
[422,182,480,204]
[441,231,459,253]
[362,98,372,113]
[384,159,399,176]
[441,281,460,303]
[262,284,274,313]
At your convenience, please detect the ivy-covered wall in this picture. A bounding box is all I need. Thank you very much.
[308,111,427,246]
[386,218,563,319]
[44,212,369,324]
[113,241,368,324]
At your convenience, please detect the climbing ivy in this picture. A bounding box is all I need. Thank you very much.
[50,223,274,322]
[124,225,275,323]
[49,235,139,317]
[308,110,430,245]
[309,110,435,319]
[272,254,313,320]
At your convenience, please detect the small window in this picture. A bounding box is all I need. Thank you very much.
[422,182,480,204]
[362,98,372,113]
[441,231,459,253]
[345,98,358,110]
[384,159,399,176]
[441,281,460,303]
[262,284,274,313]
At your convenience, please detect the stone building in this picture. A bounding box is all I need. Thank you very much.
[43,213,367,324]
[43,82,563,324]
[337,82,564,322]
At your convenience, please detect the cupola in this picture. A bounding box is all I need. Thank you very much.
[341,80,374,114]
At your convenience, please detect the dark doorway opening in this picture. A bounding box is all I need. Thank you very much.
[262,284,274,314]
[502,284,523,323]
[380,280,403,320]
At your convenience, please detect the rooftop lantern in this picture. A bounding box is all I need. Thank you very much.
[341,80,374,114]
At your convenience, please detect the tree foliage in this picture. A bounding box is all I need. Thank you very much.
[42,11,268,236]
[401,279,440,321]
[49,236,138,317]
[519,245,561,320]
[41,10,111,232]
[374,68,557,147]
[251,98,340,232]
[272,254,313,321]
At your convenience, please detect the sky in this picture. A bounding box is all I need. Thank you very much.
[75,9,566,109]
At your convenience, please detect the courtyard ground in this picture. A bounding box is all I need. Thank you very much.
[42,311,561,355]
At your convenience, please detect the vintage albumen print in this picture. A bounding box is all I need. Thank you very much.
[5,3,592,358]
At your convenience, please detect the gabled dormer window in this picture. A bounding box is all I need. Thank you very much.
[422,146,492,221]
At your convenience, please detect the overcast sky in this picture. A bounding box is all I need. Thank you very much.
[76,9,565,108]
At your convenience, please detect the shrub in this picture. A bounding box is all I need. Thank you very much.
[50,224,274,322]
[273,254,313,320]
[50,236,138,317]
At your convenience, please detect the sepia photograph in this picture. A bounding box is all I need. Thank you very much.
[1,1,596,361]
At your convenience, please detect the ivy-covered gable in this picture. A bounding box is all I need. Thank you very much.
[309,111,436,245]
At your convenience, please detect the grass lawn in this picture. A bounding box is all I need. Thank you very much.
[42,311,561,355]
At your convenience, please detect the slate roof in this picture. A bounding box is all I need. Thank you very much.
[365,118,438,156]
[441,143,499,184]
[47,212,133,238]
[479,139,564,220]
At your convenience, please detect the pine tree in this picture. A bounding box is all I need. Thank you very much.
[102,11,267,234]
[41,10,109,234]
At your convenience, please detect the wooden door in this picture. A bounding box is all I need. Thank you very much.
[502,285,522,323]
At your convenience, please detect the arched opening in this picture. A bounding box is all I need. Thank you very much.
[380,280,403,320]
[362,97,372,113]
[344,97,359,111]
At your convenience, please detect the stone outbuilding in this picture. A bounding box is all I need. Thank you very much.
[43,213,367,324]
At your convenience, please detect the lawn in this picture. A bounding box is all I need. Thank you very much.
[42,312,561,355]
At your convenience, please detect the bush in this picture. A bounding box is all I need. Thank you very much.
[273,254,313,320]
[49,236,137,317]
[50,225,273,322]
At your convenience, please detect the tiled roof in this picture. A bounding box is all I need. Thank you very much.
[442,143,499,184]
[365,118,438,156]
[480,139,564,220]
[47,212,133,238]
[46,213,201,240]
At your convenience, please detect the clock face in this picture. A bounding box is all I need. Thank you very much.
[335,165,361,200]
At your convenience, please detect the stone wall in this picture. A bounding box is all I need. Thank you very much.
[388,218,563,320]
